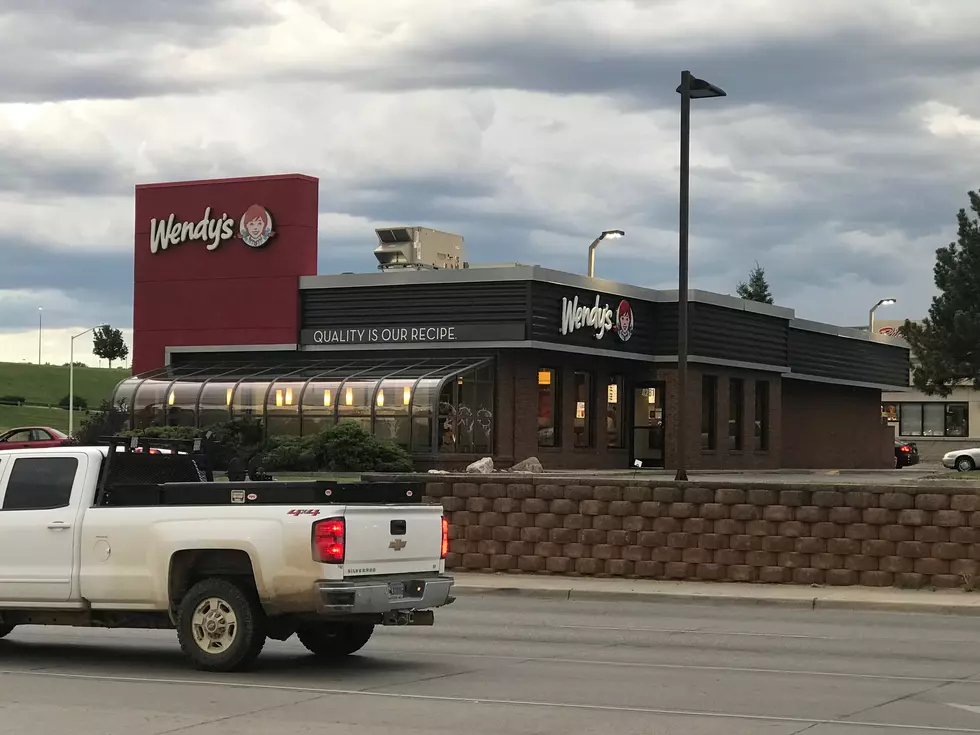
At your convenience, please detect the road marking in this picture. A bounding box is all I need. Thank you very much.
[0,668,978,732]
[555,623,838,639]
[950,705,980,715]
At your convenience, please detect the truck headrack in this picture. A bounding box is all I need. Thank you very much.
[94,435,424,507]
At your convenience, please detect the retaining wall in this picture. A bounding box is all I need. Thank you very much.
[404,475,980,589]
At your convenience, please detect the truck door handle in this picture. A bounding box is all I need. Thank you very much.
[47,522,71,530]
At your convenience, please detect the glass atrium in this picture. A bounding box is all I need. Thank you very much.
[111,357,495,456]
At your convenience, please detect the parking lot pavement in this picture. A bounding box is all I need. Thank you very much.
[5,595,980,733]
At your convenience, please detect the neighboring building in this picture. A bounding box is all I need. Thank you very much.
[114,173,910,471]
[873,319,980,461]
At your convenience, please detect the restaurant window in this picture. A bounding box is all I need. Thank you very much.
[573,371,593,448]
[538,368,559,448]
[899,402,969,437]
[881,403,898,422]
[701,376,717,450]
[754,380,769,451]
[606,375,625,449]
[437,365,494,454]
[728,378,744,451]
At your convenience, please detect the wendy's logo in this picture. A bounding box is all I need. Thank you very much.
[239,204,275,248]
[615,300,634,342]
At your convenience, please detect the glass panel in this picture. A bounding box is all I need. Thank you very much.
[573,371,592,448]
[411,378,440,452]
[375,377,414,447]
[337,379,376,433]
[232,381,269,423]
[881,403,898,422]
[922,403,944,436]
[267,380,305,437]
[701,376,717,450]
[899,404,922,436]
[443,368,494,454]
[537,368,558,448]
[728,378,744,451]
[606,375,624,449]
[198,381,234,427]
[167,381,203,427]
[946,404,969,437]
[112,378,141,413]
[632,386,664,464]
[133,380,171,430]
[754,381,769,451]
[302,378,343,436]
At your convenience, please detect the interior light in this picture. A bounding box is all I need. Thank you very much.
[403,386,412,405]
[345,387,353,406]
[376,390,385,407]
[607,384,618,404]
[285,387,293,405]
[323,389,332,407]
[275,389,283,407]
[225,387,233,405]
[168,391,175,406]
[538,370,552,386]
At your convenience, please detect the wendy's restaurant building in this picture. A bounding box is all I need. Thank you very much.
[115,173,911,471]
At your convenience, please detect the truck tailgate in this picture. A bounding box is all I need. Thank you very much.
[342,505,443,577]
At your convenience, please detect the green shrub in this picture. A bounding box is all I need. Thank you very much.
[0,395,25,406]
[72,399,129,444]
[318,421,413,473]
[260,436,318,472]
[59,394,88,410]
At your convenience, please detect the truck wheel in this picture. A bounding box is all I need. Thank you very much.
[297,622,375,658]
[0,624,13,639]
[176,578,266,672]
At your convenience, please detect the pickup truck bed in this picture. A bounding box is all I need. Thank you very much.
[0,437,453,672]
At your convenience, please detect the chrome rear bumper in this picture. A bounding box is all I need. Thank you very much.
[314,574,454,615]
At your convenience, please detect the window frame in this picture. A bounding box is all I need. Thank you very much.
[537,367,560,448]
[701,375,718,451]
[896,402,970,438]
[1,456,79,511]
[606,375,625,449]
[754,380,770,451]
[573,371,594,449]
[728,378,744,451]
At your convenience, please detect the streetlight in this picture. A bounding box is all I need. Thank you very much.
[869,298,897,336]
[675,70,726,482]
[68,323,108,437]
[37,307,42,365]
[587,230,625,278]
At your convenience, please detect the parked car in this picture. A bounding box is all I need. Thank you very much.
[943,447,980,472]
[895,440,919,468]
[0,438,452,672]
[0,426,67,450]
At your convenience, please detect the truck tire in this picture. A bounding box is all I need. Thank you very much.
[176,578,266,672]
[297,622,375,658]
[0,624,13,639]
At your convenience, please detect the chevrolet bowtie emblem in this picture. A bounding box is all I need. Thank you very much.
[389,539,407,551]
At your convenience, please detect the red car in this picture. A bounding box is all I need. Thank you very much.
[0,426,68,450]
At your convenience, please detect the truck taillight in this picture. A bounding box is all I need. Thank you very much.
[313,518,345,564]
[441,516,449,559]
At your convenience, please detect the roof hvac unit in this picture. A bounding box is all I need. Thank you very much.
[373,227,464,271]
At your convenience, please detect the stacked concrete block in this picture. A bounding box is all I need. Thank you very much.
[423,477,980,590]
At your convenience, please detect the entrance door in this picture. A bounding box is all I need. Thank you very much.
[631,383,665,468]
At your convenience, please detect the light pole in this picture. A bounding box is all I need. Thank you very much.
[68,323,108,437]
[675,70,726,482]
[37,307,42,365]
[869,298,897,337]
[587,230,625,278]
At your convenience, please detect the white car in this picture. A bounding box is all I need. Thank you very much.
[0,443,452,672]
[942,448,980,472]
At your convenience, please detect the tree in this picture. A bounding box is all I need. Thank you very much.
[736,262,774,304]
[902,191,980,396]
[92,326,129,368]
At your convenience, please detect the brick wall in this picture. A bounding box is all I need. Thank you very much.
[416,475,980,589]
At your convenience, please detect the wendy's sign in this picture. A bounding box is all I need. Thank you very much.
[148,203,276,253]
[559,294,634,342]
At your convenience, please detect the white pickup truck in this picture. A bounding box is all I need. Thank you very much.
[0,437,453,672]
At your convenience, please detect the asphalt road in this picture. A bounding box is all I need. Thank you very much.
[4,595,980,733]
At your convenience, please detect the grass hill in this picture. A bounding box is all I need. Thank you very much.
[0,362,130,433]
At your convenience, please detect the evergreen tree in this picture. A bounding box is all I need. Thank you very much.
[902,191,980,396]
[736,262,774,304]
[92,326,129,368]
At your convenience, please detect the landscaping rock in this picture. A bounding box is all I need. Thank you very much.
[466,457,494,474]
[510,457,544,473]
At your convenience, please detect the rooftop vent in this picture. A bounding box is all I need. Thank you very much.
[374,227,464,271]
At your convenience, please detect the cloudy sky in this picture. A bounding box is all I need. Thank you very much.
[2,0,979,366]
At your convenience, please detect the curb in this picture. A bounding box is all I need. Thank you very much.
[451,583,980,616]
